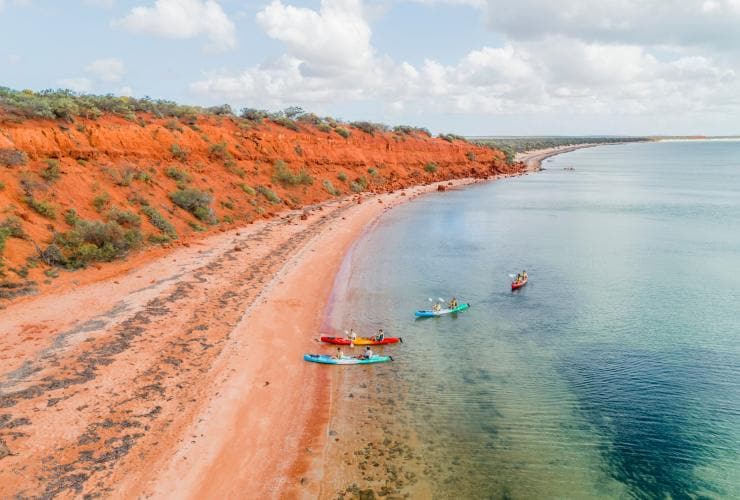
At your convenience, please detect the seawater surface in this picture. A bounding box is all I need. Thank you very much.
[323,141,740,499]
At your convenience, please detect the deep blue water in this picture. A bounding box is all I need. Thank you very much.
[328,141,740,498]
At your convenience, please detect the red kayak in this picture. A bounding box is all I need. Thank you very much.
[511,276,528,290]
[320,336,402,346]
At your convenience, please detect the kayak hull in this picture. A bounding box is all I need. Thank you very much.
[511,277,528,290]
[320,336,401,346]
[415,303,470,317]
[303,354,392,365]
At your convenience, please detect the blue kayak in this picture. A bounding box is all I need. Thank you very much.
[303,354,392,365]
[415,302,470,317]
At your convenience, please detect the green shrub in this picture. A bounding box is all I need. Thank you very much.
[171,143,188,161]
[106,166,136,186]
[0,148,28,166]
[256,185,281,204]
[270,115,299,131]
[367,167,378,177]
[107,207,141,228]
[187,221,206,232]
[53,218,142,268]
[337,172,347,182]
[209,142,235,166]
[0,181,5,190]
[240,183,256,196]
[64,208,81,226]
[0,228,10,254]
[165,166,190,183]
[317,123,331,133]
[272,160,313,186]
[41,159,61,181]
[164,119,183,132]
[148,233,172,245]
[26,196,56,219]
[240,108,268,121]
[322,179,341,196]
[142,206,177,239]
[350,121,379,135]
[92,192,111,212]
[221,200,234,210]
[169,188,216,224]
[0,216,25,245]
[335,127,350,139]
[350,176,368,193]
[424,162,438,173]
[465,151,476,161]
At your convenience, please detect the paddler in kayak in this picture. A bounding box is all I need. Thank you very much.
[432,303,442,312]
[448,297,459,309]
[359,346,374,359]
[373,329,385,342]
[334,347,344,359]
[347,329,357,346]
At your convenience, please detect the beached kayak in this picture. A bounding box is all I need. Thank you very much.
[415,303,470,317]
[303,354,393,365]
[511,277,528,290]
[320,336,402,346]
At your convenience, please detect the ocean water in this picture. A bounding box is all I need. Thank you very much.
[325,141,740,499]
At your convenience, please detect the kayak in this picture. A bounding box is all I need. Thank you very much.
[415,303,470,317]
[320,336,402,346]
[303,354,393,365]
[511,277,528,290]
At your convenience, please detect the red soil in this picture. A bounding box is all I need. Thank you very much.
[0,113,516,302]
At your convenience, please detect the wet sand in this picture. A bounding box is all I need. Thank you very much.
[0,178,493,498]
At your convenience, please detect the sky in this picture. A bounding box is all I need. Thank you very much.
[1,0,740,135]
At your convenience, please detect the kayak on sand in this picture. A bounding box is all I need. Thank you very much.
[511,276,528,290]
[415,303,470,317]
[320,336,402,345]
[303,354,393,365]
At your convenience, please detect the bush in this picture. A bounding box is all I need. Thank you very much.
[424,162,438,173]
[41,159,61,182]
[106,166,137,186]
[337,172,347,182]
[26,196,56,219]
[256,185,281,204]
[93,192,111,212]
[107,207,141,228]
[465,151,476,161]
[272,160,314,186]
[169,188,216,224]
[240,183,256,196]
[240,108,268,121]
[270,115,300,131]
[170,143,188,161]
[322,179,341,196]
[165,166,190,183]
[142,206,177,239]
[350,121,380,136]
[64,208,81,226]
[317,123,331,133]
[209,142,236,167]
[335,127,350,139]
[350,176,368,193]
[164,119,183,132]
[53,219,142,268]
[0,148,28,167]
[367,167,378,177]
[0,181,4,190]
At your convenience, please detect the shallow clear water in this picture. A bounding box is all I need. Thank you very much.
[327,141,740,498]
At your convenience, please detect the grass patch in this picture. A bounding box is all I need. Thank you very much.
[41,159,61,182]
[272,160,313,187]
[256,185,281,204]
[322,179,341,196]
[165,166,190,183]
[0,148,28,166]
[367,167,378,177]
[64,208,81,226]
[350,176,368,193]
[337,172,347,182]
[424,162,438,173]
[52,219,143,269]
[107,207,141,228]
[26,196,56,219]
[239,183,256,196]
[170,143,188,161]
[170,188,216,224]
[92,192,111,212]
[335,127,350,139]
[142,206,177,239]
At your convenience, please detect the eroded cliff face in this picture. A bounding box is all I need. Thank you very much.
[0,113,520,300]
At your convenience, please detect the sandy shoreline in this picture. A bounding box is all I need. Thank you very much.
[0,176,503,498]
[515,143,602,171]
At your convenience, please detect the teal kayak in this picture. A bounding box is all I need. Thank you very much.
[303,354,392,365]
[415,302,470,317]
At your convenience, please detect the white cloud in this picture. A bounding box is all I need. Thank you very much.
[190,0,740,124]
[116,0,236,51]
[57,77,93,92]
[85,58,125,82]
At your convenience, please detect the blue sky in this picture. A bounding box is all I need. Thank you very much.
[2,0,740,135]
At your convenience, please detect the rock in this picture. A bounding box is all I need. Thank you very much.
[299,212,308,220]
[437,184,446,191]
[359,489,376,500]
[233,246,242,252]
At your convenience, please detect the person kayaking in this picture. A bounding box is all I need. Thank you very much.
[432,303,442,312]
[374,329,385,341]
[522,270,528,280]
[362,346,374,359]
[448,297,458,309]
[334,347,344,360]
[347,329,357,346]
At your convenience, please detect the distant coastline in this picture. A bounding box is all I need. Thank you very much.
[515,143,602,171]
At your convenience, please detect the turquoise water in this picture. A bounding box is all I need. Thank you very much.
[327,140,740,498]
